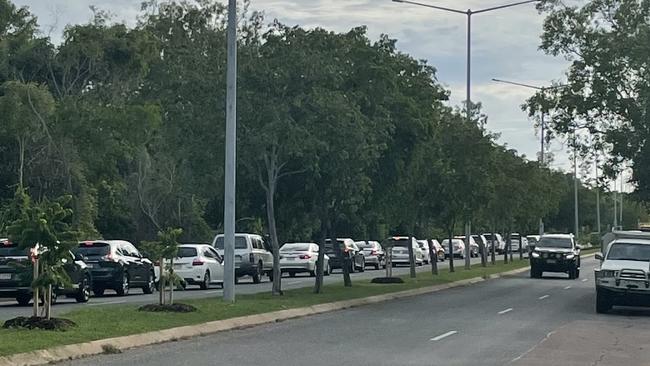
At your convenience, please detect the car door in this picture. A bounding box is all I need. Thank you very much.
[204,246,224,283]
[260,237,274,270]
[123,243,145,284]
[63,251,82,290]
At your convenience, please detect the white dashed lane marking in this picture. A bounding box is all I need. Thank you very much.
[430,331,458,341]
[538,295,549,300]
[498,308,513,315]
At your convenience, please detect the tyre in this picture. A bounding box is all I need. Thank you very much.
[16,294,31,306]
[325,263,331,276]
[375,263,380,270]
[200,271,211,290]
[115,273,130,296]
[575,268,580,278]
[268,271,274,282]
[252,261,263,284]
[359,260,365,272]
[289,272,296,278]
[309,269,316,277]
[93,287,105,297]
[142,271,155,294]
[596,289,612,313]
[530,267,542,279]
[75,276,91,303]
[568,267,577,280]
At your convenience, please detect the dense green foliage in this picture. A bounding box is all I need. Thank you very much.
[0,0,646,251]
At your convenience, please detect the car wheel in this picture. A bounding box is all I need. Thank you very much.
[93,287,105,297]
[375,262,380,270]
[575,268,580,278]
[309,269,316,277]
[115,273,130,296]
[16,294,31,306]
[325,263,331,276]
[596,289,612,313]
[75,275,91,303]
[568,267,577,280]
[252,261,262,284]
[268,271,274,282]
[142,271,155,294]
[289,272,296,278]
[200,271,211,290]
[359,259,365,272]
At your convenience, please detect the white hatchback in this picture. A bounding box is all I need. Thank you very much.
[155,244,224,290]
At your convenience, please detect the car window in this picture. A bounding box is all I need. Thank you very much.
[607,243,650,261]
[178,247,198,258]
[281,244,311,252]
[214,236,248,250]
[537,237,572,249]
[208,248,223,262]
[76,242,111,257]
[203,248,215,259]
[122,243,140,257]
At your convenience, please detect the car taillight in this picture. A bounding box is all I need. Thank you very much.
[102,253,115,262]
[192,259,204,266]
[299,254,311,260]
[154,260,160,266]
[370,250,378,255]
[249,253,255,263]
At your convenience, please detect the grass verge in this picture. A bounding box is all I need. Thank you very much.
[0,259,529,356]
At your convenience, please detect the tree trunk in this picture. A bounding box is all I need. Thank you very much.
[385,240,393,278]
[407,235,416,278]
[265,181,282,296]
[158,256,165,305]
[313,228,326,294]
[17,136,25,189]
[519,230,524,261]
[448,228,455,273]
[32,259,39,317]
[490,224,496,265]
[464,222,471,270]
[428,240,438,276]
[169,257,174,305]
[46,284,52,320]
[333,228,352,287]
[505,232,511,264]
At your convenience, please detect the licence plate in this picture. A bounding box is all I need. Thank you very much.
[86,263,95,268]
[0,273,11,280]
[546,259,556,264]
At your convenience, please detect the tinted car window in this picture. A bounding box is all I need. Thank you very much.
[214,236,248,250]
[537,237,572,249]
[76,243,111,256]
[390,239,411,247]
[0,245,29,257]
[607,243,650,261]
[178,247,198,258]
[281,244,311,252]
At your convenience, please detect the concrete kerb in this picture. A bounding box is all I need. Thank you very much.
[0,263,539,366]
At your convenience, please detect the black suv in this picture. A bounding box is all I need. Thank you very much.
[324,238,365,273]
[75,240,155,296]
[0,239,92,306]
[529,234,581,279]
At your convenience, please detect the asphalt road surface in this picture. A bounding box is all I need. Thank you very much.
[60,256,650,366]
[0,256,485,320]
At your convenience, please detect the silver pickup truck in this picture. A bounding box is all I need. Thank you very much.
[595,231,650,313]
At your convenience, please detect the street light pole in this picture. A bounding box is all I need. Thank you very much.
[574,141,579,239]
[223,0,237,302]
[392,0,540,129]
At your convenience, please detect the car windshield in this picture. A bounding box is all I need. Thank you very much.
[356,242,372,249]
[76,243,110,256]
[537,237,572,249]
[607,243,650,261]
[281,244,311,252]
[390,239,410,247]
[214,237,248,250]
[178,247,198,258]
[0,245,29,257]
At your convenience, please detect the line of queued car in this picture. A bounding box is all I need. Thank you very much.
[0,231,540,306]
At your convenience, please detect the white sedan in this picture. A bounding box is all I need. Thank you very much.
[279,243,330,277]
[154,244,224,289]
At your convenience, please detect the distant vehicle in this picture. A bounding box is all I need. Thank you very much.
[483,233,506,254]
[279,243,330,277]
[388,237,424,266]
[471,234,489,256]
[430,239,446,262]
[442,238,466,259]
[416,240,431,264]
[1,239,91,305]
[527,235,541,252]
[529,234,581,279]
[324,238,365,273]
[355,241,385,270]
[455,236,479,257]
[154,244,224,290]
[510,233,528,253]
[213,233,274,283]
[595,231,650,313]
[76,240,155,296]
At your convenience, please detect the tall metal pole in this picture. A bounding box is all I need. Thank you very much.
[619,175,624,228]
[595,156,601,235]
[223,0,237,302]
[539,112,545,237]
[613,188,618,230]
[466,11,472,126]
[574,143,579,239]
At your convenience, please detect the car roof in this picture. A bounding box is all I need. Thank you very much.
[80,240,133,246]
[541,234,573,239]
[179,244,211,248]
[282,242,316,246]
[611,238,650,245]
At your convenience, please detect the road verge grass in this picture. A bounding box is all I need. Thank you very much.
[0,259,529,356]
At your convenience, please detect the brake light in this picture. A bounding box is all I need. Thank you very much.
[83,241,94,246]
[249,253,255,263]
[299,254,311,260]
[192,259,205,266]
[102,253,115,262]
[370,250,378,255]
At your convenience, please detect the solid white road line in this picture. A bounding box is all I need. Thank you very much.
[430,331,458,341]
[564,285,572,290]
[88,300,126,306]
[498,308,513,315]
[538,295,550,300]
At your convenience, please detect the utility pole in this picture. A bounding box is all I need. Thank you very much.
[595,162,601,235]
[223,0,237,302]
[619,175,624,229]
[573,141,579,240]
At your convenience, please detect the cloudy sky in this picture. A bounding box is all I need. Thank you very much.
[15,0,578,171]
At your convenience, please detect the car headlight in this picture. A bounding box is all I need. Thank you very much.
[599,270,615,278]
[565,254,575,260]
[531,252,540,258]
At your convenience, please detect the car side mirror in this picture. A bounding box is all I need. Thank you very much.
[74,252,83,261]
[595,253,604,261]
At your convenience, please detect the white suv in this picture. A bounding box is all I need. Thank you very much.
[595,231,650,313]
[213,233,274,283]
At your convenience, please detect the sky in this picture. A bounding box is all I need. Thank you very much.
[15,0,580,173]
